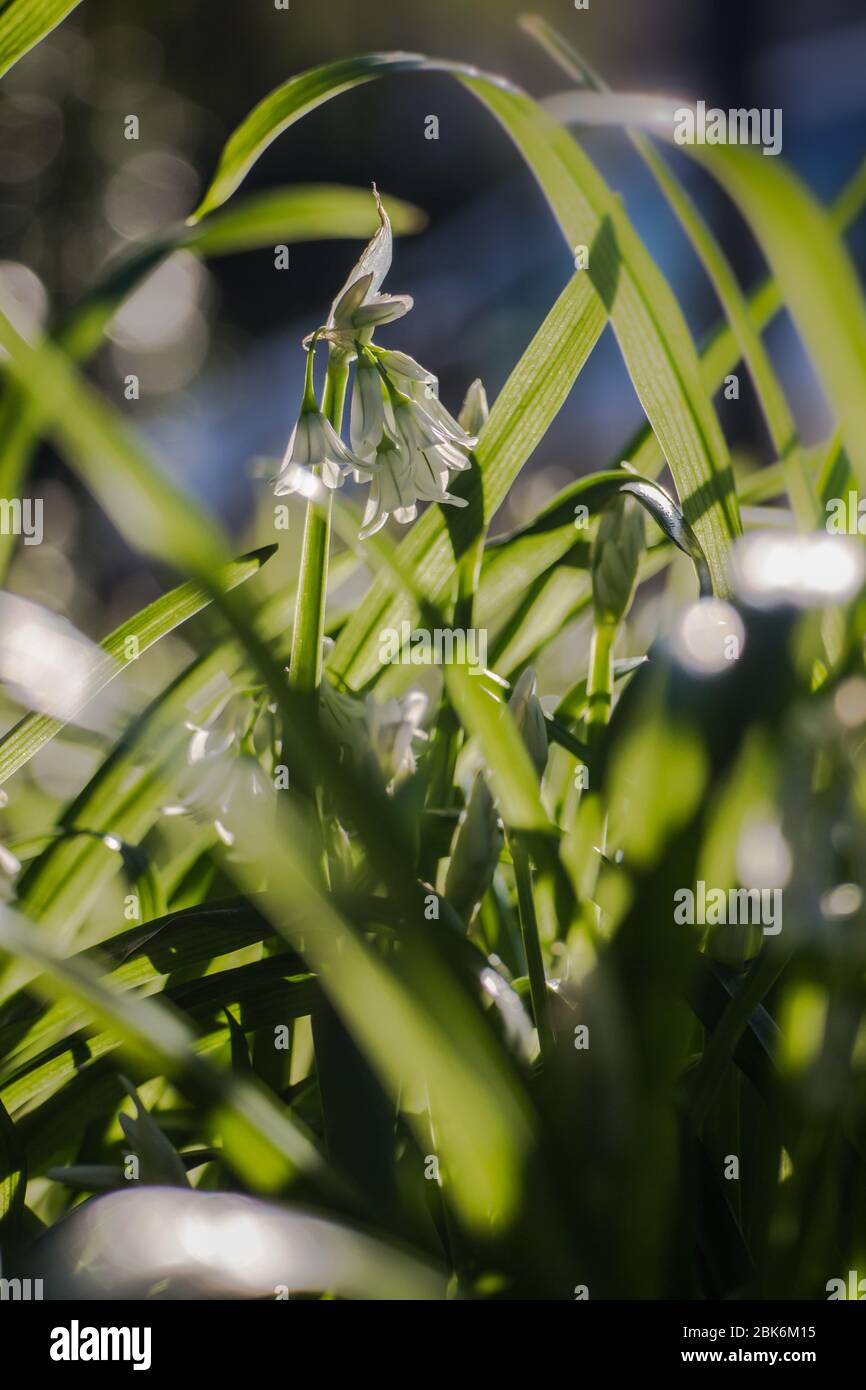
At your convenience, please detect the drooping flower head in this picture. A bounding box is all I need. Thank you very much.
[274,335,365,496]
[275,187,482,536]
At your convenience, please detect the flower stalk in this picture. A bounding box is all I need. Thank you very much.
[509,831,556,1064]
[289,346,351,695]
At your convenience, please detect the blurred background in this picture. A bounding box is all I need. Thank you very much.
[1,0,865,822]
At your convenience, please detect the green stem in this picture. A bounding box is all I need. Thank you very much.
[582,620,617,942]
[289,350,350,694]
[509,831,555,1063]
[585,620,616,749]
[426,532,485,816]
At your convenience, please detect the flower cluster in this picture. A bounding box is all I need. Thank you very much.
[162,690,272,847]
[319,667,428,787]
[273,188,480,538]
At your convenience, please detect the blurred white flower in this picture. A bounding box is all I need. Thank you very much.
[0,789,20,878]
[508,667,549,779]
[366,689,428,783]
[163,695,272,847]
[319,676,427,786]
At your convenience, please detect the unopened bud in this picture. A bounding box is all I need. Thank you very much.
[444,773,502,917]
[591,495,643,627]
[458,378,489,436]
[508,667,548,778]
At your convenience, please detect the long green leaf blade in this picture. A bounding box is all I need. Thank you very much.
[0,0,82,78]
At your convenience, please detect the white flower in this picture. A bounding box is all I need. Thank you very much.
[163,695,272,847]
[365,689,428,783]
[319,676,428,785]
[326,187,412,351]
[350,357,386,460]
[274,409,362,494]
[359,432,420,538]
[356,396,472,537]
[274,338,365,495]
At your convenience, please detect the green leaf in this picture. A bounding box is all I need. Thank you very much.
[0,904,334,1195]
[613,163,866,498]
[0,1092,25,1243]
[463,76,740,592]
[190,54,472,220]
[0,289,228,576]
[117,1076,190,1187]
[0,546,275,788]
[184,183,424,256]
[520,13,811,519]
[0,898,278,1067]
[0,0,82,79]
[530,63,866,501]
[1,956,318,1125]
[684,145,866,496]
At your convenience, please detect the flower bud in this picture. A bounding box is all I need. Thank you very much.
[444,773,502,918]
[591,494,644,627]
[458,378,489,437]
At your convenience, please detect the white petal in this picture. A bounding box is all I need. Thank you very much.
[350,362,385,457]
[327,188,393,327]
[352,293,413,328]
[377,349,433,382]
[329,272,374,330]
[417,386,477,445]
[0,842,20,877]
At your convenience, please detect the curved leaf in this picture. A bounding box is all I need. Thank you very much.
[0,0,81,79]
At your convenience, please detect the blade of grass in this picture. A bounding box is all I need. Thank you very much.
[0,905,336,1195]
[520,13,815,525]
[0,0,81,78]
